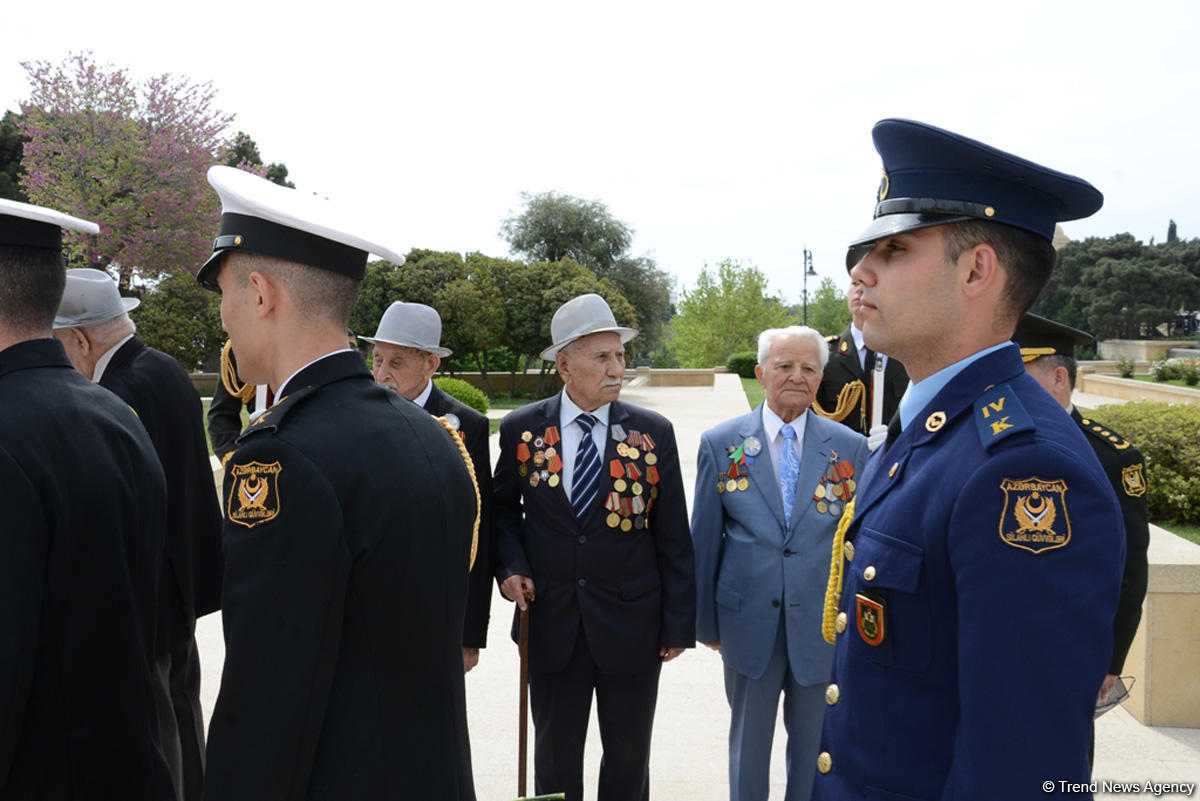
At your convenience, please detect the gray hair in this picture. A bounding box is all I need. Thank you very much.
[757,325,829,370]
[83,312,136,345]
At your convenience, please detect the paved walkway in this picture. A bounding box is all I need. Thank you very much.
[197,375,1200,799]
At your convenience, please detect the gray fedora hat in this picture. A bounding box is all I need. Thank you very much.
[540,293,637,361]
[360,301,451,357]
[53,268,140,329]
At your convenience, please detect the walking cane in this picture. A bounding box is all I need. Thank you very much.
[518,598,530,798]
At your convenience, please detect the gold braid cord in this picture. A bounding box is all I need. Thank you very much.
[811,379,865,424]
[821,495,856,645]
[219,341,256,404]
[434,416,480,571]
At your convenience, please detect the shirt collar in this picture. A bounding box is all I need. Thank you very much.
[414,378,434,408]
[761,401,808,443]
[898,341,1010,429]
[277,348,353,398]
[92,333,135,383]
[560,389,611,430]
[850,324,866,354]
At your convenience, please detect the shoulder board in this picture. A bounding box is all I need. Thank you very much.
[825,334,838,343]
[236,386,317,442]
[1077,418,1131,451]
[973,383,1035,451]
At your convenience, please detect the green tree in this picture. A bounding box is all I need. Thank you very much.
[671,260,790,368]
[223,130,295,187]
[499,191,672,354]
[134,270,225,370]
[806,276,851,336]
[0,111,27,201]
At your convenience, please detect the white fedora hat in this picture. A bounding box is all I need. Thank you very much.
[53,268,140,329]
[360,301,451,357]
[540,293,637,361]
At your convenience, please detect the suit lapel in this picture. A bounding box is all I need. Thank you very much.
[743,405,787,531]
[786,410,833,542]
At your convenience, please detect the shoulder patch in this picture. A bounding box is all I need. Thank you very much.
[1121,463,1147,498]
[998,476,1071,554]
[227,460,283,528]
[974,383,1034,451]
[235,386,316,442]
[1078,418,1131,451]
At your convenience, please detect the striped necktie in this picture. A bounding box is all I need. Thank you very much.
[571,413,602,523]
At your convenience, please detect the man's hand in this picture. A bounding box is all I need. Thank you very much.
[500,574,536,611]
[700,640,720,653]
[867,424,889,452]
[660,647,686,663]
[463,647,480,673]
[1098,673,1119,703]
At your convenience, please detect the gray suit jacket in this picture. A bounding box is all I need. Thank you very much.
[691,405,868,685]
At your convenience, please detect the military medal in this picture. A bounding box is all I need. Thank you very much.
[621,518,633,532]
[521,430,532,443]
[545,446,557,458]
[726,478,738,493]
[716,480,726,494]
[606,512,620,528]
[534,436,544,448]
[610,459,626,492]
[617,442,630,458]
[627,447,640,460]
[743,436,762,457]
[548,474,560,487]
[442,412,460,431]
[632,482,643,496]
[737,477,749,491]
[645,452,657,465]
[529,471,540,487]
[544,426,560,446]
[817,500,828,514]
[611,424,627,443]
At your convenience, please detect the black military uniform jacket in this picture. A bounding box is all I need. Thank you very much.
[424,383,494,650]
[0,339,173,800]
[1073,408,1150,674]
[204,351,478,801]
[494,394,696,674]
[207,348,254,463]
[814,324,908,436]
[100,336,224,651]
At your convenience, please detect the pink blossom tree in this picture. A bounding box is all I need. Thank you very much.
[19,52,236,289]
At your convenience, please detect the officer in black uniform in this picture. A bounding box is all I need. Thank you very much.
[0,198,174,800]
[1014,313,1150,714]
[814,279,907,446]
[207,342,256,467]
[196,166,479,801]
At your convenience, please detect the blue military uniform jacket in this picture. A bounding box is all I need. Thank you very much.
[815,345,1123,801]
[692,406,868,685]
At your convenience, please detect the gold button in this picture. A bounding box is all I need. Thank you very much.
[817,752,832,774]
[864,565,877,581]
[826,684,840,705]
[984,206,995,217]
[835,612,847,633]
[843,541,855,562]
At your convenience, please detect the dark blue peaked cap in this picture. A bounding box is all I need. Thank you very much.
[846,119,1103,269]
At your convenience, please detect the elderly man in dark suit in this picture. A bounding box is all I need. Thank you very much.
[363,300,494,672]
[53,268,223,801]
[494,293,696,801]
[0,199,174,800]
[813,279,907,449]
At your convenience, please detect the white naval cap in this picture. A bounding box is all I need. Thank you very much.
[540,293,637,361]
[53,268,140,329]
[361,301,452,357]
[196,166,406,290]
[0,197,99,250]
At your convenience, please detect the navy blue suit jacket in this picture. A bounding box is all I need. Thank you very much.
[494,394,696,674]
[815,345,1123,801]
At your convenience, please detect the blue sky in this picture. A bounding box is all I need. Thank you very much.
[3,0,1196,303]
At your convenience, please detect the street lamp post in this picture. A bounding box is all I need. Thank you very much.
[802,247,818,325]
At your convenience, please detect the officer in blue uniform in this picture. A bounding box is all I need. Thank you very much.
[814,120,1124,800]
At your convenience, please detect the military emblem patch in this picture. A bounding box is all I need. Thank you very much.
[1122,463,1147,498]
[228,460,283,529]
[998,477,1071,554]
[855,593,885,646]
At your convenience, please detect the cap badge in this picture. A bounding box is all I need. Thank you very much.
[877,169,890,202]
[925,411,947,432]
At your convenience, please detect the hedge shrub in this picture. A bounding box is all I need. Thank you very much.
[727,351,758,379]
[1091,402,1200,525]
[434,377,489,414]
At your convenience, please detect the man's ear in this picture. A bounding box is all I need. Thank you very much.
[70,326,92,355]
[960,243,1002,299]
[246,270,278,319]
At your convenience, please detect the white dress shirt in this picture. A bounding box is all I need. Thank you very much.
[558,390,612,498]
[761,402,807,489]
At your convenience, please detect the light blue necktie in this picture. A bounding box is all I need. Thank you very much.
[571,413,602,523]
[780,423,799,527]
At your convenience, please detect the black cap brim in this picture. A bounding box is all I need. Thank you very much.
[845,212,971,270]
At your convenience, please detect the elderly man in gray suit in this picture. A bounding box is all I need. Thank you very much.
[692,325,868,801]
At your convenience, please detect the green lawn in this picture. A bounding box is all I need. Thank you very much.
[1130,374,1200,389]
[740,377,763,411]
[1162,522,1200,546]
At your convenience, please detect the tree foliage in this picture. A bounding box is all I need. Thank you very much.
[223,131,294,187]
[0,111,27,201]
[1035,233,1200,340]
[805,276,852,336]
[670,260,791,368]
[134,270,225,371]
[18,52,233,289]
[499,191,672,355]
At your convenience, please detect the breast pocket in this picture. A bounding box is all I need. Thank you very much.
[849,528,932,672]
